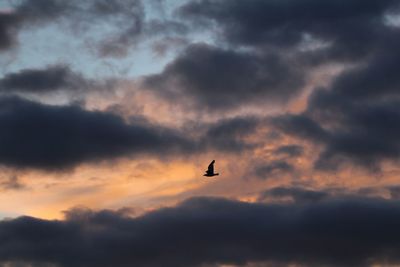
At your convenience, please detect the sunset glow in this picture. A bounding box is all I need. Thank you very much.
[1,0,400,266]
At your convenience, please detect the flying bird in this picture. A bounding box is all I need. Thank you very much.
[204,160,219,177]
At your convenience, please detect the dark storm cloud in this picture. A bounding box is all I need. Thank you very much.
[3,196,400,266]
[0,65,91,93]
[144,43,305,110]
[0,96,193,170]
[0,0,144,56]
[179,0,399,62]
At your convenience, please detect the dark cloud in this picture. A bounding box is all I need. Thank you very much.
[273,102,400,171]
[271,114,328,143]
[274,145,303,157]
[143,0,400,171]
[270,32,400,171]
[260,186,400,204]
[201,116,260,152]
[0,97,265,170]
[0,12,22,51]
[308,31,400,110]
[3,196,400,266]
[259,186,400,205]
[254,160,294,179]
[144,43,305,110]
[315,102,400,171]
[0,96,193,170]
[179,0,399,62]
[187,0,398,172]
[0,65,90,93]
[258,186,330,204]
[310,33,400,170]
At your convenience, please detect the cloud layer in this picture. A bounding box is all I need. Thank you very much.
[144,43,305,110]
[0,96,193,169]
[0,65,91,93]
[3,196,400,267]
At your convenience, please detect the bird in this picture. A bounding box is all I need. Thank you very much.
[204,160,219,177]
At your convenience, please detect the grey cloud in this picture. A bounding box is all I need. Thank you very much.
[258,187,330,204]
[271,34,400,172]
[272,102,400,171]
[0,96,194,170]
[274,145,304,157]
[179,0,399,62]
[0,12,22,51]
[254,160,294,179]
[302,35,400,170]
[0,65,90,93]
[201,116,260,152]
[3,196,400,266]
[0,97,263,170]
[271,114,329,143]
[144,43,305,110]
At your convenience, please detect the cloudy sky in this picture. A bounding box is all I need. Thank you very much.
[1,0,400,266]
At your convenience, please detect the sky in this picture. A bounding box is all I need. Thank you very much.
[1,0,400,266]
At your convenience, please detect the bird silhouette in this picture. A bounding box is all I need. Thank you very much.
[204,160,219,177]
